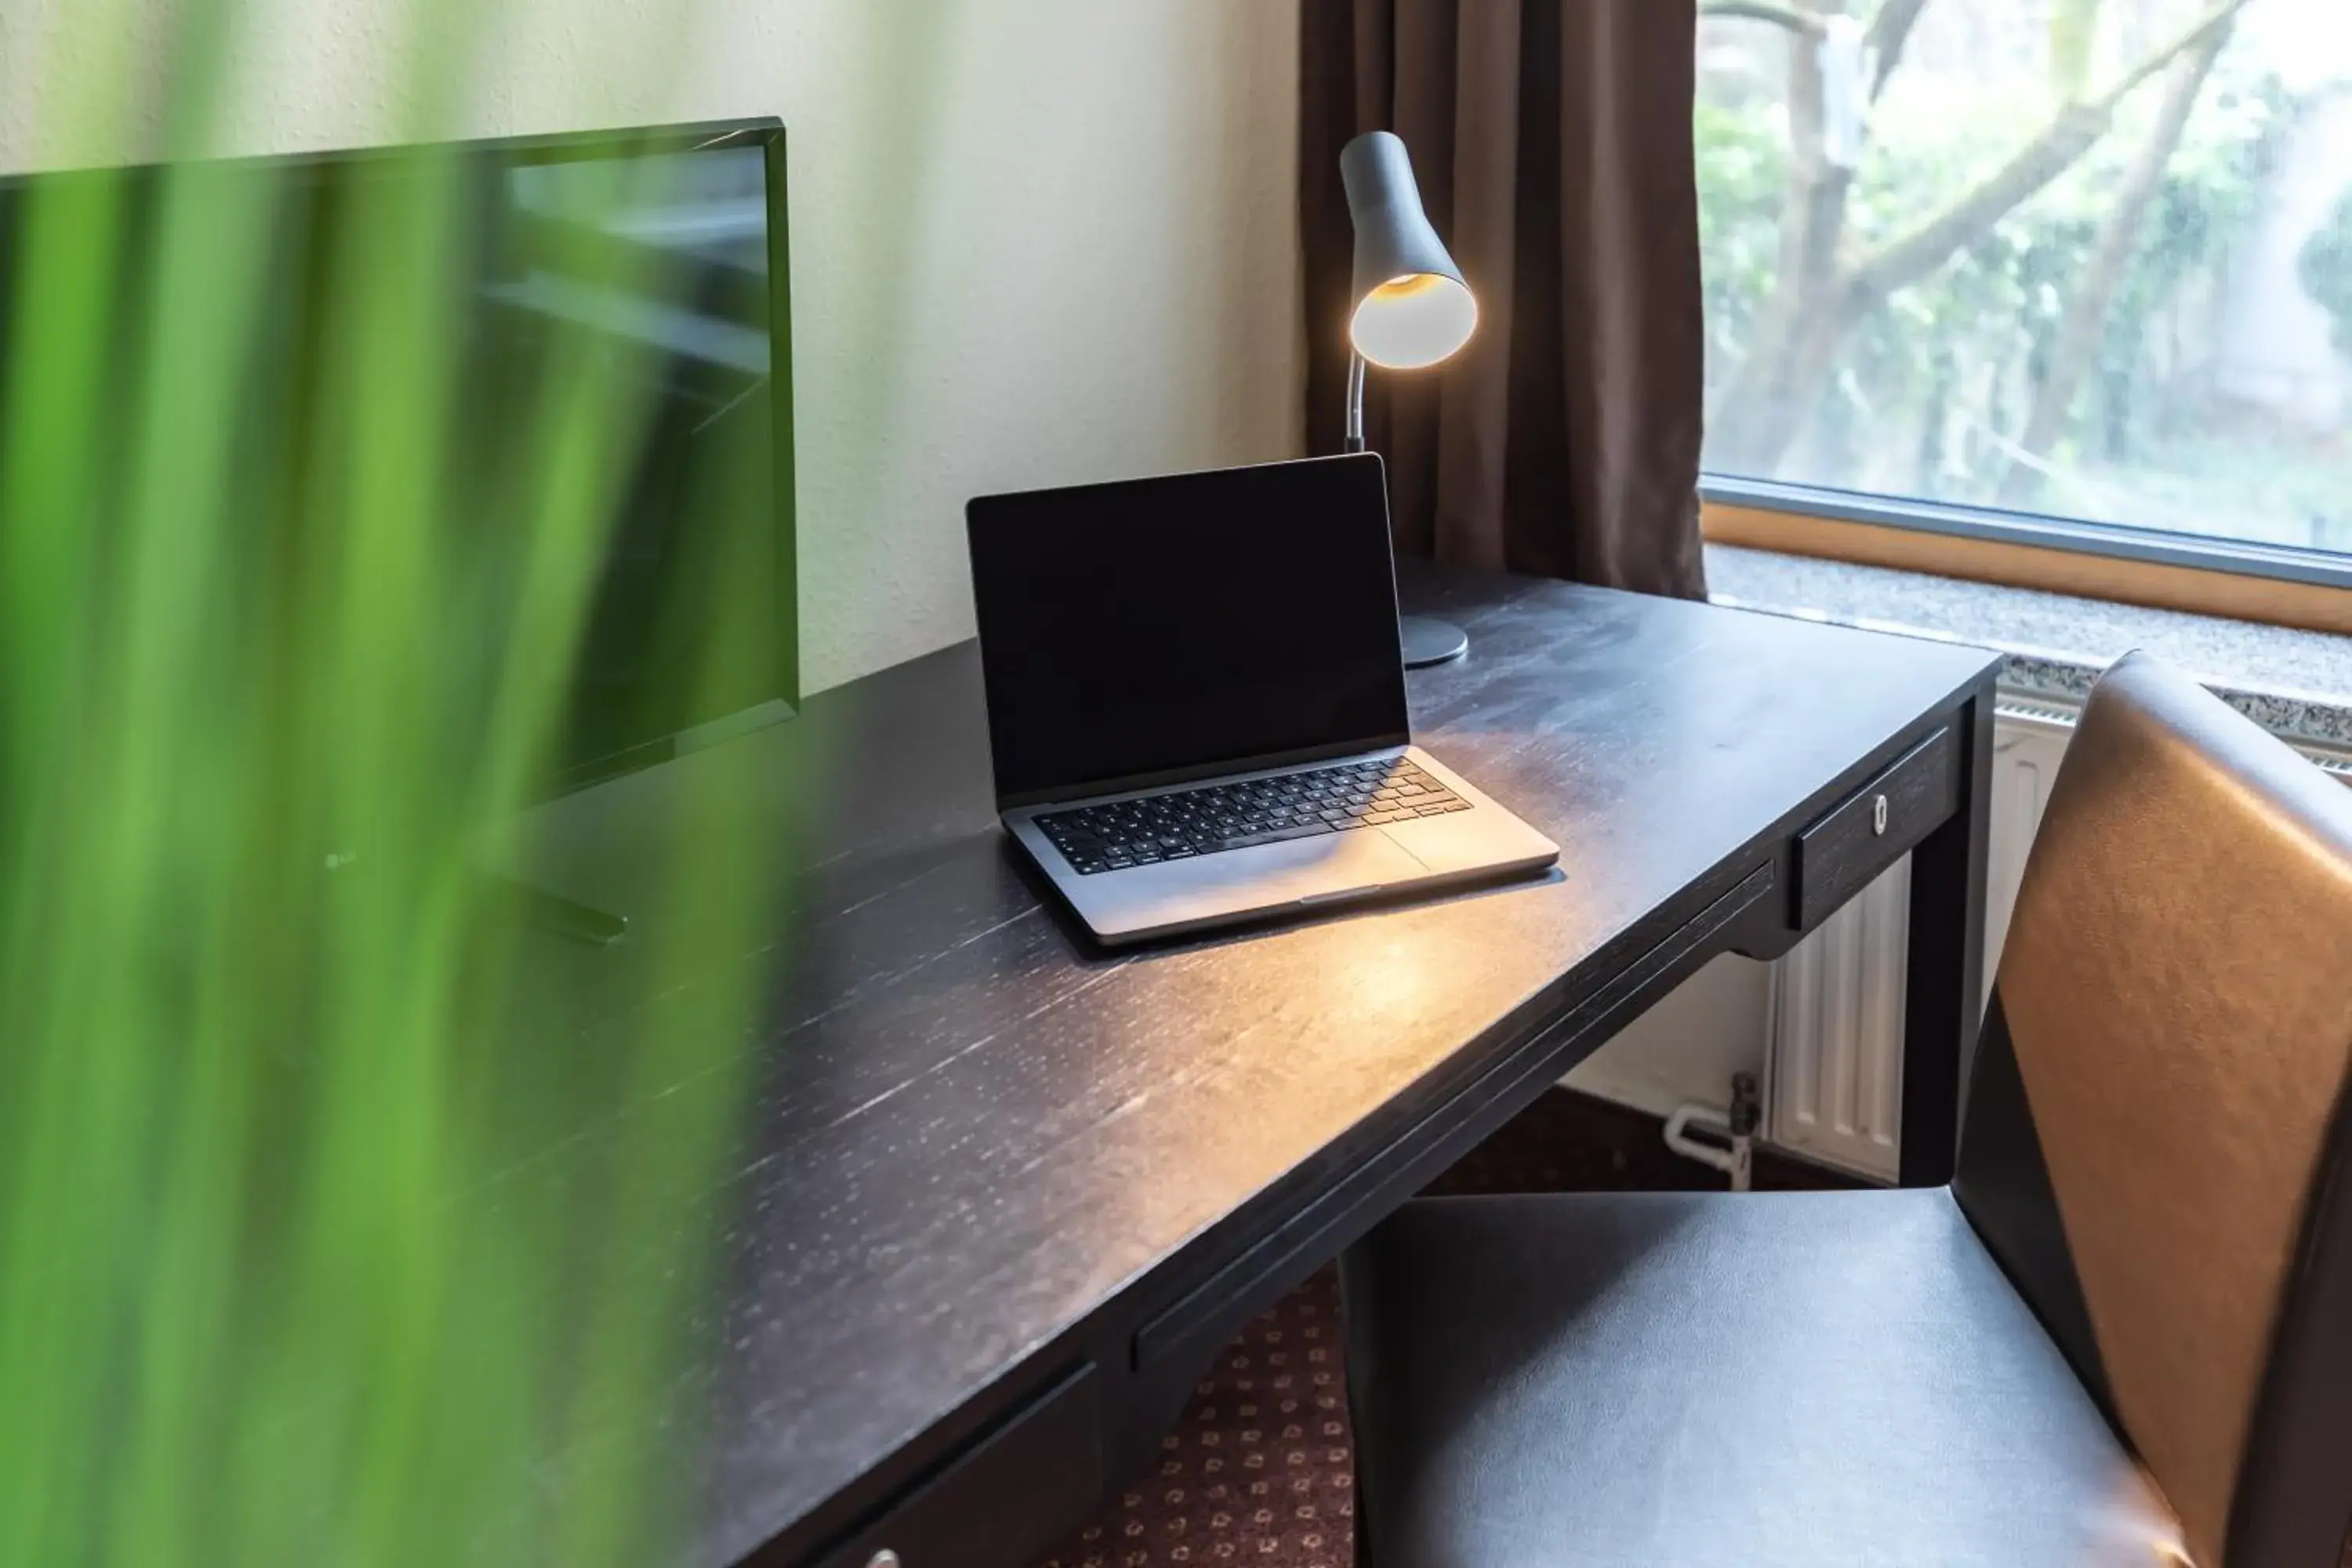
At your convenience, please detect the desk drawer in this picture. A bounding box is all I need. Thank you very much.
[1794,726,1957,930]
[818,1364,1102,1568]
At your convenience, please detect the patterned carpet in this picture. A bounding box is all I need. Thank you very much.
[1031,1089,1851,1568]
[1036,1271,1356,1568]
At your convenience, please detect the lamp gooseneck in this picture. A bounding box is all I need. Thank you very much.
[1345,352,1368,454]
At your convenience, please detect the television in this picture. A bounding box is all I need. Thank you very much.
[0,118,800,798]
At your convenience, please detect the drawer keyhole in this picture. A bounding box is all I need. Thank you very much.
[1871,793,1889,836]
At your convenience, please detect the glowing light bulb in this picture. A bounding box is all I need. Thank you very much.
[1348,272,1477,370]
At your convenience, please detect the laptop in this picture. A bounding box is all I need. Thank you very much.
[966,453,1559,946]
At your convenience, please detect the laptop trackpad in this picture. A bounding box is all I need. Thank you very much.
[1076,827,1431,936]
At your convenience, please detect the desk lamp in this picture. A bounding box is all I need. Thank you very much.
[1340,129,1478,668]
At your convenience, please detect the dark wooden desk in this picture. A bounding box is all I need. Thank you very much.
[527,564,1998,1568]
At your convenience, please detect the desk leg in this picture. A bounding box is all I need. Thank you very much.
[1899,681,1994,1188]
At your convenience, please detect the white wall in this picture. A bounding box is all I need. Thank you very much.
[1565,954,1773,1120]
[0,0,1306,693]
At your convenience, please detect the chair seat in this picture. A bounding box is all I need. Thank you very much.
[1342,1189,2186,1567]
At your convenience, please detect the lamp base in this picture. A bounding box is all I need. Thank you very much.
[1400,614,1468,669]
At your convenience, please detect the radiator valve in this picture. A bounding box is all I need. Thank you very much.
[1664,1073,1760,1192]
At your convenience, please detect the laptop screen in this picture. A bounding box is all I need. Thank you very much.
[967,454,1410,806]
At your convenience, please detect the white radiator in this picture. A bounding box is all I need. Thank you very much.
[1763,855,1912,1180]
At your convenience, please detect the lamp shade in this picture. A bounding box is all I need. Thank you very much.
[1339,130,1477,369]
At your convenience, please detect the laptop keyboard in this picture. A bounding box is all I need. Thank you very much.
[1035,757,1468,875]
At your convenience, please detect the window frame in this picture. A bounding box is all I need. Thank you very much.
[1701,476,2352,635]
[1703,475,2352,590]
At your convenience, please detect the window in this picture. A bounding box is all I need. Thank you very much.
[1696,0,2352,566]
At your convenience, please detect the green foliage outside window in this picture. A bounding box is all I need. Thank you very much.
[1697,0,2352,551]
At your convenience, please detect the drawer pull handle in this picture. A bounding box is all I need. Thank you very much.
[1871,793,1889,836]
[866,1553,901,1568]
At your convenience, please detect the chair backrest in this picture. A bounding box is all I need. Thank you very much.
[1951,652,2352,1568]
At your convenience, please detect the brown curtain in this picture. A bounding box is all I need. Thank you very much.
[1300,0,1708,599]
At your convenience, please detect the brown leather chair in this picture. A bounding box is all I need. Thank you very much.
[1341,653,2352,1566]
